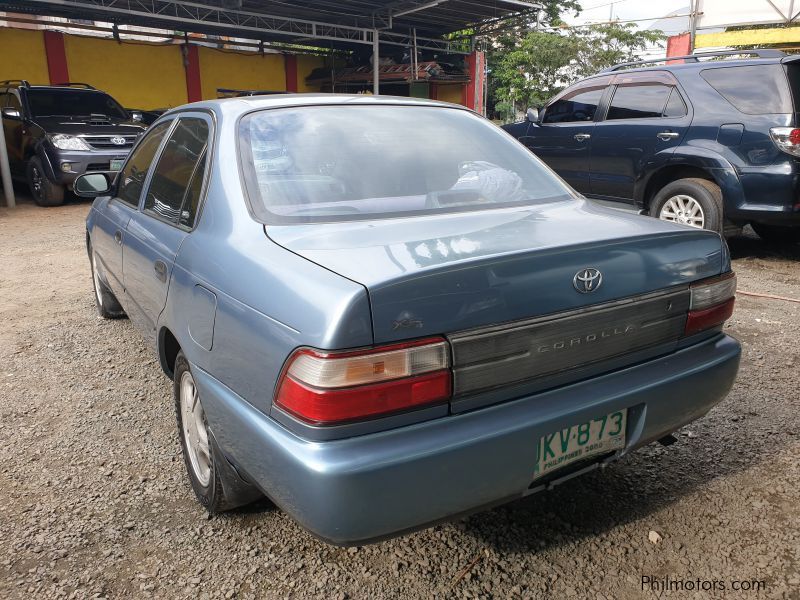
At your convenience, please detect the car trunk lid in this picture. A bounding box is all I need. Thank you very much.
[267,200,725,344]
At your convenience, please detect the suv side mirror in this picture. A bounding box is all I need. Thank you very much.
[526,107,539,123]
[74,172,113,197]
[130,111,143,122]
[1,107,21,121]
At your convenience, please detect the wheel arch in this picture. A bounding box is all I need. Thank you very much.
[159,326,182,379]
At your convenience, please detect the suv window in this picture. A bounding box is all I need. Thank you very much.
[144,117,209,225]
[543,81,608,123]
[7,93,21,111]
[26,89,128,120]
[701,65,792,114]
[606,83,672,120]
[117,121,171,207]
[663,88,688,117]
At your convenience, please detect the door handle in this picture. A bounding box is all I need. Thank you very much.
[113,230,123,245]
[153,260,167,283]
[657,131,679,140]
[574,133,591,142]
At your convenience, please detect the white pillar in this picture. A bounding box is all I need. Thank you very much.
[0,112,15,208]
[373,30,380,95]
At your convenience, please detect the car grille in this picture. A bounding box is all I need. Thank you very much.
[80,135,137,150]
[447,287,691,397]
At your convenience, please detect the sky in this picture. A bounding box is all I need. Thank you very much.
[564,0,690,35]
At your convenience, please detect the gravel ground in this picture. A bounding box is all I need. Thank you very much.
[0,196,798,600]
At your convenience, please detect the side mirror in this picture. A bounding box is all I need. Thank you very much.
[130,111,143,122]
[74,172,113,198]
[526,107,539,123]
[1,107,21,121]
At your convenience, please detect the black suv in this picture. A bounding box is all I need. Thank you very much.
[0,81,146,206]
[502,49,800,242]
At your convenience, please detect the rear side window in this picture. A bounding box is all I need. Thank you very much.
[701,65,792,114]
[663,88,688,117]
[606,83,672,120]
[117,121,171,207]
[144,117,209,225]
[543,81,609,123]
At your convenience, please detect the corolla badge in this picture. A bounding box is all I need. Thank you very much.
[110,136,126,145]
[573,268,602,293]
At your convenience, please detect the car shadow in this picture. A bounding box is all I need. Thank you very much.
[727,226,800,261]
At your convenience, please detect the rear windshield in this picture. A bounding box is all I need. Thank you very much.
[239,105,573,224]
[26,89,128,120]
[700,65,792,114]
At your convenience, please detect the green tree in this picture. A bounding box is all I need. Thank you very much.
[490,22,665,120]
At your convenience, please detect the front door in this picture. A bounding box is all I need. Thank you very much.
[590,75,691,202]
[520,76,611,194]
[94,120,173,299]
[122,114,210,342]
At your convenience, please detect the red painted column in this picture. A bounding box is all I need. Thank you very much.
[285,54,298,93]
[464,51,485,113]
[666,33,691,63]
[43,31,69,85]
[184,44,202,103]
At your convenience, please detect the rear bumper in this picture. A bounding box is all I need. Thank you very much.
[729,167,800,225]
[196,333,740,545]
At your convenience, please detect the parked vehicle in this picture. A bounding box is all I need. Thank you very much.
[79,95,740,545]
[502,49,800,243]
[0,81,145,206]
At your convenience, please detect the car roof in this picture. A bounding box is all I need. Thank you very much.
[170,93,468,116]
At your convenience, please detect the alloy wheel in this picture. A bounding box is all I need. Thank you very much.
[658,194,705,229]
[180,370,212,487]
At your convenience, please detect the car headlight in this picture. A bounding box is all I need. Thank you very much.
[48,134,91,151]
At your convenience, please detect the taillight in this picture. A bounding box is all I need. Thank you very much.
[769,127,800,156]
[685,272,736,336]
[274,338,451,425]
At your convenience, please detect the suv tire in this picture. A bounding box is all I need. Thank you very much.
[27,157,65,207]
[751,223,800,245]
[651,178,723,233]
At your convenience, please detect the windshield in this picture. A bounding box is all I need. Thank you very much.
[239,105,574,223]
[26,89,128,119]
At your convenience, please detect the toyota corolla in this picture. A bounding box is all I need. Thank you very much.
[78,95,741,545]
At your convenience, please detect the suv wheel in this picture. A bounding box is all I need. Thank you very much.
[651,178,723,233]
[27,157,65,207]
[751,223,800,245]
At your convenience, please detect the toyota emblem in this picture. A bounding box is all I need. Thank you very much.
[573,268,602,293]
[110,136,126,145]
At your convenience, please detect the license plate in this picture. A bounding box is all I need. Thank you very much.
[534,409,627,480]
[110,158,125,171]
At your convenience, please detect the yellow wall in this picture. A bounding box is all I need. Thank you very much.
[296,54,325,92]
[64,36,187,109]
[436,84,464,106]
[0,28,49,85]
[198,47,285,99]
[696,26,800,48]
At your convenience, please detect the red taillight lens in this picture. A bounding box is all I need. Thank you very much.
[275,338,452,425]
[770,127,800,156]
[685,272,736,336]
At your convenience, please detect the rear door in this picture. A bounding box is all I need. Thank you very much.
[590,72,691,202]
[122,113,210,342]
[520,76,611,194]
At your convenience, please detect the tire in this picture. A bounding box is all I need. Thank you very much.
[651,178,723,233]
[27,157,65,207]
[174,352,261,513]
[751,223,800,245]
[88,242,126,319]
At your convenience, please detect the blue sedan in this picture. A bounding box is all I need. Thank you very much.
[78,94,741,545]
